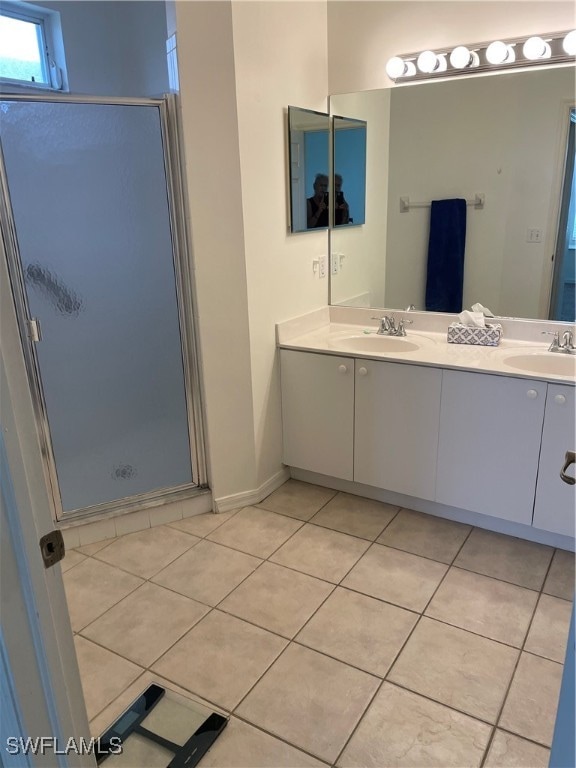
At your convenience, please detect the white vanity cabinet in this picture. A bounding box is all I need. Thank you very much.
[280,349,354,480]
[354,360,442,499]
[533,385,576,537]
[435,371,547,525]
[280,344,574,543]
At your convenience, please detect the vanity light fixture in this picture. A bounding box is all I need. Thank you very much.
[385,56,416,79]
[485,41,515,65]
[449,46,480,69]
[522,36,552,60]
[416,50,447,74]
[563,30,576,55]
[386,29,574,83]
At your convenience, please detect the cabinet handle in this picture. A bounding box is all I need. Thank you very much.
[560,451,575,485]
[338,364,348,374]
[358,366,368,376]
[554,394,566,405]
[526,389,538,399]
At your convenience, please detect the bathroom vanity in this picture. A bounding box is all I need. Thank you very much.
[278,308,576,549]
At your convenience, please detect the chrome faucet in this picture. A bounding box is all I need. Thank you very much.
[542,330,576,354]
[372,314,413,337]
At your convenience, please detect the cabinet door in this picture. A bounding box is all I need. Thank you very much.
[354,360,442,499]
[436,371,546,524]
[533,385,575,537]
[280,349,354,480]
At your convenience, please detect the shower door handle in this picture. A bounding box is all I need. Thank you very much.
[27,318,42,342]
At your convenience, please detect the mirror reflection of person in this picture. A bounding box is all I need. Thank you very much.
[334,173,350,225]
[307,173,329,228]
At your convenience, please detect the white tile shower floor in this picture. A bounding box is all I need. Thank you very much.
[63,479,575,767]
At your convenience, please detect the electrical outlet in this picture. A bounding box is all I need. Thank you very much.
[526,228,543,243]
[318,255,327,278]
[331,253,339,275]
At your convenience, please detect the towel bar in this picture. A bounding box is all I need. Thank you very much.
[400,193,485,213]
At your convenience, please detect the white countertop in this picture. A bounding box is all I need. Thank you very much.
[277,308,576,385]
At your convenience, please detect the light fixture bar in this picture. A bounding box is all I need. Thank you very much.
[387,30,575,83]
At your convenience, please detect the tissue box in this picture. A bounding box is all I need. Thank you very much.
[447,322,503,346]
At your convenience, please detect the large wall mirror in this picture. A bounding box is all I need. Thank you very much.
[288,106,330,232]
[330,66,575,321]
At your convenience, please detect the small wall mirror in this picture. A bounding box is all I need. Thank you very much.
[333,115,367,227]
[288,106,330,232]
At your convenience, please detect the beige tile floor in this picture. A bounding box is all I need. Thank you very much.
[63,479,575,768]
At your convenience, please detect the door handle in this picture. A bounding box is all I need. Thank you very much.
[560,451,575,485]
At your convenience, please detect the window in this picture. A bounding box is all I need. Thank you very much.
[0,2,64,89]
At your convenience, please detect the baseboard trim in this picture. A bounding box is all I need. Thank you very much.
[213,468,290,513]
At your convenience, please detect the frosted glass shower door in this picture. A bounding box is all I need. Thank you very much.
[1,100,194,514]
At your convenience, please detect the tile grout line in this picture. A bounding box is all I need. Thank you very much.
[478,546,559,767]
[330,523,478,767]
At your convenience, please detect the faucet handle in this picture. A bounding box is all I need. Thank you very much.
[397,318,413,336]
[405,304,415,312]
[541,331,560,351]
[371,315,389,333]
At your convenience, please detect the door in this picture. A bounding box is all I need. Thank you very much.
[354,360,442,499]
[0,96,203,521]
[1,242,91,766]
[533,385,576,537]
[280,349,354,479]
[436,370,546,523]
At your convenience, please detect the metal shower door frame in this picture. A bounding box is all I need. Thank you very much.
[0,92,208,522]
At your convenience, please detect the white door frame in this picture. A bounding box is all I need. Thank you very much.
[1,237,92,767]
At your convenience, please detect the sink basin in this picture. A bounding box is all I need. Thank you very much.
[502,353,576,377]
[328,334,420,354]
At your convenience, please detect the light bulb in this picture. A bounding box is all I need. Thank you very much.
[449,46,479,69]
[485,41,515,65]
[562,30,576,55]
[386,56,409,79]
[417,50,439,73]
[523,36,551,60]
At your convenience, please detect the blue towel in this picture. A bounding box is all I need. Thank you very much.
[425,198,467,313]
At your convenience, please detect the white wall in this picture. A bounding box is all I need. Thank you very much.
[34,1,168,96]
[231,1,329,489]
[174,0,258,506]
[175,1,329,503]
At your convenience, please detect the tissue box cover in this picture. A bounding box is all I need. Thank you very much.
[447,322,503,346]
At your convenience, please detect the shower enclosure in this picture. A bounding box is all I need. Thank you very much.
[0,94,206,521]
